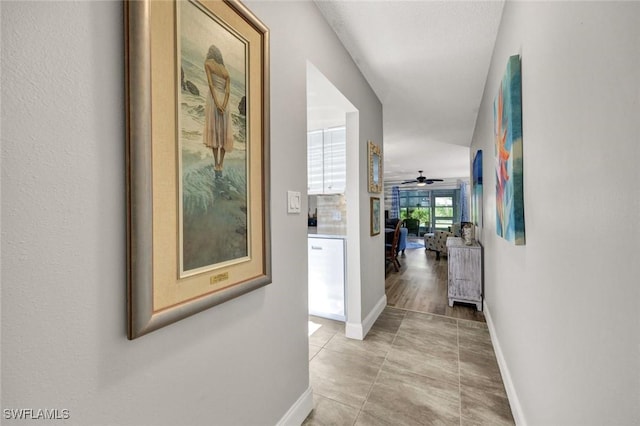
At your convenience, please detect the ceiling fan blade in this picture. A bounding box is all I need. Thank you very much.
[401,172,444,185]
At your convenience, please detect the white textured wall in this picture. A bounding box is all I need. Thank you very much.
[246,0,385,329]
[471,2,640,424]
[0,0,381,424]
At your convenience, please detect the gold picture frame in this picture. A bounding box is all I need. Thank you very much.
[368,140,382,193]
[125,0,271,339]
[370,197,381,236]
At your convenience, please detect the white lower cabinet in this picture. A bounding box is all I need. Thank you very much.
[446,237,483,311]
[308,237,345,321]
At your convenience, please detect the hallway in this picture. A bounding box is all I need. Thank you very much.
[386,239,485,322]
[305,243,514,425]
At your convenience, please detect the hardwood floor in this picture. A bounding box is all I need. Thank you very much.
[385,239,486,322]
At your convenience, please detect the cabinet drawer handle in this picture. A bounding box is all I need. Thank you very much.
[311,245,323,250]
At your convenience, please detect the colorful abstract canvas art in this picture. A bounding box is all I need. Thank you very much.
[472,150,483,227]
[494,55,525,245]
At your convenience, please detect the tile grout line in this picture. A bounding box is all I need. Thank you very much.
[384,304,486,327]
[353,311,407,426]
[309,325,370,425]
[308,322,341,362]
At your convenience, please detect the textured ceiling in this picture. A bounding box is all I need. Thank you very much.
[315,0,505,186]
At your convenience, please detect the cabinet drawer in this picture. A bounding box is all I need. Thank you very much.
[448,278,481,300]
[448,249,480,280]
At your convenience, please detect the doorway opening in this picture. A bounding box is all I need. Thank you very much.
[306,61,359,337]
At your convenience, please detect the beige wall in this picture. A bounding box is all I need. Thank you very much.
[471,2,640,424]
[0,1,382,424]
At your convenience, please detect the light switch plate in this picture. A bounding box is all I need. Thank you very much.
[287,191,301,214]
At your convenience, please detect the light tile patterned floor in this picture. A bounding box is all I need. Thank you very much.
[305,308,514,426]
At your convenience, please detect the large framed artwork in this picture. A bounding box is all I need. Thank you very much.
[368,140,382,193]
[494,54,525,245]
[125,0,271,339]
[472,150,483,227]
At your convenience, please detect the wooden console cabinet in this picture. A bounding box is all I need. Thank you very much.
[446,237,483,311]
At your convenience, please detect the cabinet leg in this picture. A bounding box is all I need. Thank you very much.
[448,298,453,307]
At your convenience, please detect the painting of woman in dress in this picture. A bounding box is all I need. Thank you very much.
[203,44,233,178]
[178,0,249,276]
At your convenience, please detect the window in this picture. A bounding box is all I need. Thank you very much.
[397,189,456,234]
[434,195,454,230]
[399,191,430,225]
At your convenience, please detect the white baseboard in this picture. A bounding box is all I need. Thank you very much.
[276,386,313,426]
[345,294,387,340]
[484,301,527,426]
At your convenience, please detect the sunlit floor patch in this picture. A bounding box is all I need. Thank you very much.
[308,320,322,336]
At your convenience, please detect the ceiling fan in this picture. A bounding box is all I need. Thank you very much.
[401,171,444,186]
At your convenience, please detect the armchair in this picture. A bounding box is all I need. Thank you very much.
[424,230,454,260]
[404,218,420,236]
